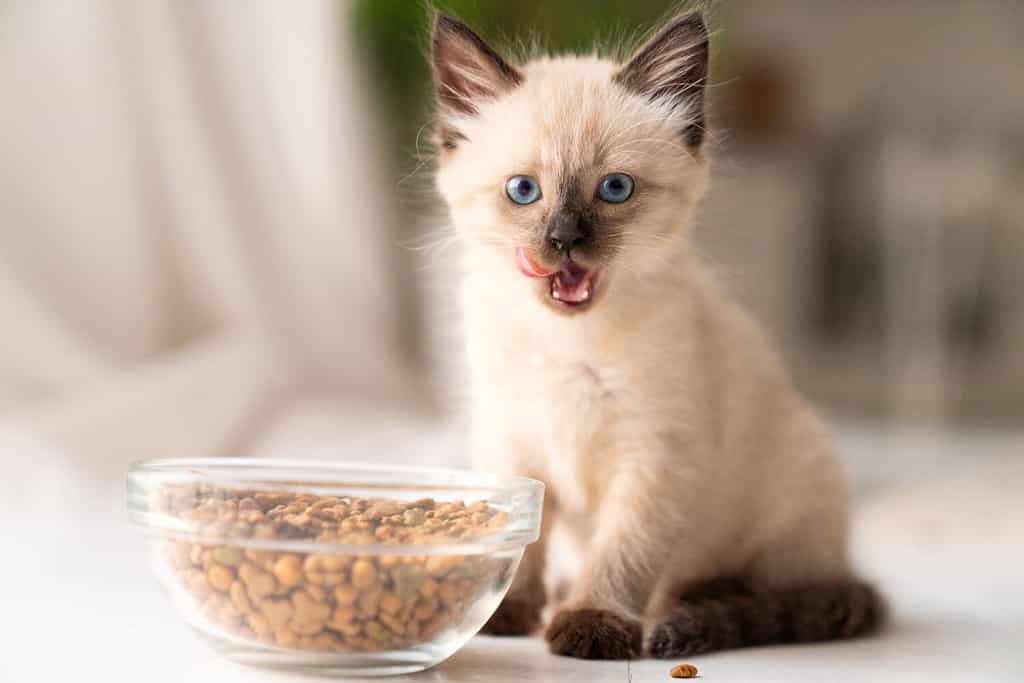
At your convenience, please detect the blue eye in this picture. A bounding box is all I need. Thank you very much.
[597,173,635,203]
[506,176,542,205]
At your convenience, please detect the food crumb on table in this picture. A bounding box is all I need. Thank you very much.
[670,663,699,678]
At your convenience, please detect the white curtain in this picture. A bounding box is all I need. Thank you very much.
[0,1,423,467]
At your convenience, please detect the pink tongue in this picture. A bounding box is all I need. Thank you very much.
[515,247,553,278]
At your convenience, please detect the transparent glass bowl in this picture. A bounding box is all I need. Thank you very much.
[127,459,543,676]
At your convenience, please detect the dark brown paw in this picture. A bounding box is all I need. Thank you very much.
[481,595,544,636]
[545,608,642,659]
[648,605,718,658]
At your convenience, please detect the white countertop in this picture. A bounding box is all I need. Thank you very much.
[2,423,1022,682]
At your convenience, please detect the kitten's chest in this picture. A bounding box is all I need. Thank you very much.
[524,352,624,511]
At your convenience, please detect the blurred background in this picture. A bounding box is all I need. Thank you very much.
[3,3,1023,681]
[2,0,1023,474]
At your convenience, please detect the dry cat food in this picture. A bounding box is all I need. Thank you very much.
[153,485,512,653]
[669,663,700,678]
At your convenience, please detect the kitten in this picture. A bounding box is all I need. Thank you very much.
[430,11,884,659]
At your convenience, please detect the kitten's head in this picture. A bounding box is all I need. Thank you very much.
[432,12,710,315]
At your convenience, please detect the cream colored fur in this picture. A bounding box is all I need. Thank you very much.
[434,34,852,631]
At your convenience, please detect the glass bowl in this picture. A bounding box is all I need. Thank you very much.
[126,459,543,676]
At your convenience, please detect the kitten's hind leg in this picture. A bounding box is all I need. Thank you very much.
[648,577,886,657]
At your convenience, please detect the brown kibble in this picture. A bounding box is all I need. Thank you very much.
[670,663,699,678]
[207,564,235,592]
[402,508,426,526]
[364,620,389,642]
[379,613,406,636]
[243,549,275,568]
[333,585,358,607]
[425,556,457,578]
[305,632,337,652]
[247,612,272,637]
[238,562,276,601]
[392,564,425,600]
[413,597,438,621]
[332,618,362,638]
[306,570,345,586]
[378,555,401,569]
[291,619,326,636]
[406,619,421,639]
[304,584,327,602]
[275,627,298,648]
[304,553,349,573]
[351,559,377,589]
[327,606,357,631]
[292,590,330,624]
[212,546,244,567]
[272,555,302,587]
[229,581,252,613]
[439,581,461,605]
[379,593,403,617]
[419,578,439,598]
[162,485,514,655]
[259,598,294,629]
[358,588,383,619]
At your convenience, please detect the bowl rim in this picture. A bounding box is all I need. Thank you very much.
[127,458,544,555]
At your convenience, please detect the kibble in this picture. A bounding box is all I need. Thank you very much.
[207,564,235,592]
[153,485,511,654]
[670,663,699,678]
[272,555,303,587]
[351,559,378,589]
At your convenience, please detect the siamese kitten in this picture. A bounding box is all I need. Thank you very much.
[431,12,884,659]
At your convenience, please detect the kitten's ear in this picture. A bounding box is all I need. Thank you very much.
[432,15,522,116]
[614,12,709,147]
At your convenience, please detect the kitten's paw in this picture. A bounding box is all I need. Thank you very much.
[545,608,642,659]
[647,606,716,658]
[480,595,544,636]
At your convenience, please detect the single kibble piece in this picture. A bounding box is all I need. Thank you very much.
[670,663,699,678]
[272,555,302,587]
[351,559,378,589]
[207,564,235,592]
[333,584,358,606]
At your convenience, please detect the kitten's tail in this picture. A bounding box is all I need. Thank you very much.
[648,577,886,658]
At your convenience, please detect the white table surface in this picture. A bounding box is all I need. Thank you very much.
[2,424,1022,683]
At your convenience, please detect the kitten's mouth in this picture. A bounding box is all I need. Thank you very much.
[549,262,599,307]
[515,247,600,311]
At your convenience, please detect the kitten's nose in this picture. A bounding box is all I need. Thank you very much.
[546,210,590,256]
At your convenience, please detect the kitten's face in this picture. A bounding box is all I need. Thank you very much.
[432,14,710,315]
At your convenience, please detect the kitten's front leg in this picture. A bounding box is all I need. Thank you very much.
[545,458,703,659]
[481,490,555,636]
[472,428,554,636]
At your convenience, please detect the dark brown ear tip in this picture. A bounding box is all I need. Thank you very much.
[432,14,459,41]
[433,14,458,32]
[433,14,483,43]
[669,12,708,40]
